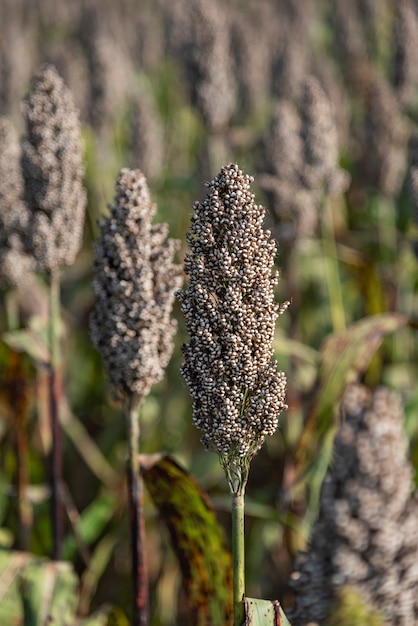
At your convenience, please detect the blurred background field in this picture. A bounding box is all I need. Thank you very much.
[1,1,418,624]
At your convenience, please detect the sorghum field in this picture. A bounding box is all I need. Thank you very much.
[1,1,418,625]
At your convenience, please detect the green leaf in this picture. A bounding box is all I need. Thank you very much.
[273,333,320,365]
[244,597,292,625]
[295,313,408,469]
[2,315,50,364]
[59,402,117,488]
[74,605,120,626]
[0,549,34,625]
[19,560,78,626]
[141,453,233,626]
[291,313,409,529]
[78,533,119,617]
[0,550,125,626]
[0,527,14,548]
[62,495,118,560]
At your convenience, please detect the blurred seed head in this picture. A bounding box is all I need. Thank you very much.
[360,73,407,196]
[271,0,316,101]
[128,87,164,183]
[259,78,349,248]
[41,41,91,125]
[87,31,132,133]
[21,64,87,272]
[332,0,369,75]
[174,0,237,132]
[0,116,35,289]
[177,163,288,490]
[392,0,418,107]
[407,133,418,257]
[229,5,277,113]
[0,20,35,121]
[90,168,182,404]
[331,1,409,197]
[290,384,418,625]
[77,4,133,134]
[301,77,349,195]
[312,61,350,149]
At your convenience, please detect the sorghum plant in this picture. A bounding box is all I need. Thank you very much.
[290,384,418,625]
[177,163,288,625]
[90,168,181,626]
[20,63,86,559]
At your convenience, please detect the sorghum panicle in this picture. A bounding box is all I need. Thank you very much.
[259,100,317,245]
[392,0,418,106]
[361,73,407,196]
[408,133,418,258]
[229,4,276,113]
[259,77,348,247]
[128,87,163,182]
[271,0,314,102]
[290,384,418,626]
[301,77,349,195]
[90,168,182,403]
[178,0,237,132]
[83,24,132,133]
[0,116,35,289]
[177,163,288,475]
[21,63,86,272]
[332,1,368,75]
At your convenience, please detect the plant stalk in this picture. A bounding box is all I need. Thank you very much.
[125,396,148,626]
[48,269,63,560]
[321,198,346,333]
[16,401,31,550]
[232,491,245,626]
[5,290,19,331]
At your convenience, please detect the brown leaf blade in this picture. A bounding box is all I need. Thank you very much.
[142,454,233,626]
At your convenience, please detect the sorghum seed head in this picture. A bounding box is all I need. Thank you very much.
[21,63,87,272]
[290,384,418,625]
[0,116,35,289]
[177,163,288,480]
[90,168,182,404]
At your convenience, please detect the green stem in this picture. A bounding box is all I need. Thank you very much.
[125,396,148,626]
[232,491,245,626]
[48,269,63,560]
[321,198,346,333]
[16,404,31,550]
[5,290,19,331]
